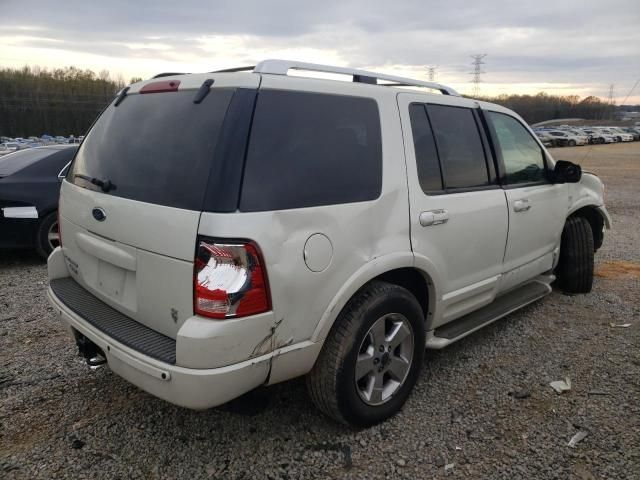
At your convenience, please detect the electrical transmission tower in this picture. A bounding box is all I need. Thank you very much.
[427,66,438,82]
[607,84,615,105]
[470,54,487,97]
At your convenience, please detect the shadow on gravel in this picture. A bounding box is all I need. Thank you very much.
[0,249,44,268]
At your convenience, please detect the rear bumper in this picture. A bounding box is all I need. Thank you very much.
[48,285,271,409]
[47,245,271,409]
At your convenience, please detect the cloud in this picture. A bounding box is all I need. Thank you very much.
[1,0,638,101]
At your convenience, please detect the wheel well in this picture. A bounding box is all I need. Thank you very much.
[569,206,604,251]
[373,268,431,320]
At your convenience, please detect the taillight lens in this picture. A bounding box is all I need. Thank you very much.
[194,238,270,319]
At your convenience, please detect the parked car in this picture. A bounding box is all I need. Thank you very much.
[622,127,640,140]
[46,60,609,426]
[534,131,556,147]
[598,128,633,142]
[581,129,616,144]
[0,143,21,156]
[545,130,589,146]
[0,145,78,258]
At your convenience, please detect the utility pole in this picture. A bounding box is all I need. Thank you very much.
[470,54,487,97]
[427,66,438,82]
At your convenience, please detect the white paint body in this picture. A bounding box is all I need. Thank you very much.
[47,62,610,409]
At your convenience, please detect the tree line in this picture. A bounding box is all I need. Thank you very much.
[478,92,618,125]
[0,66,133,138]
[0,65,624,137]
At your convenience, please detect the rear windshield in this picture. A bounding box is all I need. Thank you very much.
[68,89,234,211]
[0,148,54,177]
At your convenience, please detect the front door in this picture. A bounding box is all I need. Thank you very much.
[398,94,509,328]
[483,109,568,292]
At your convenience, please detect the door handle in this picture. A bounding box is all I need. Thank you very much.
[513,199,531,212]
[419,209,449,227]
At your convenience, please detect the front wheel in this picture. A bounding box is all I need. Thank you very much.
[307,281,425,427]
[568,139,577,147]
[556,216,594,294]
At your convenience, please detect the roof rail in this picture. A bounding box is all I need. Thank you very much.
[253,59,459,96]
[152,72,187,79]
[212,66,255,73]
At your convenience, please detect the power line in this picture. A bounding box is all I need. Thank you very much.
[469,54,487,97]
[621,78,640,105]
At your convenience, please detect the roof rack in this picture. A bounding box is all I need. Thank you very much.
[212,66,255,73]
[253,59,459,96]
[152,72,187,79]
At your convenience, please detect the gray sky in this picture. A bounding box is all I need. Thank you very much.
[1,0,639,102]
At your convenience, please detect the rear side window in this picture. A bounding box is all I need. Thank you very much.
[427,105,490,189]
[240,90,382,211]
[409,104,443,192]
[488,112,546,185]
[69,89,234,211]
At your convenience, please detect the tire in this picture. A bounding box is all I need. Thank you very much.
[556,216,594,294]
[35,211,60,259]
[568,139,576,147]
[307,281,425,427]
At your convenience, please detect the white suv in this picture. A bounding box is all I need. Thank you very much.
[47,60,610,426]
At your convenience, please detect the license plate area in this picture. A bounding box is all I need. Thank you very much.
[98,260,126,299]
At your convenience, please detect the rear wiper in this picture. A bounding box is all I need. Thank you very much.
[74,174,116,192]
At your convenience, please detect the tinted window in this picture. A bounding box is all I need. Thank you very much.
[427,105,489,189]
[488,112,546,185]
[69,89,234,211]
[0,148,53,177]
[240,90,382,211]
[409,104,443,192]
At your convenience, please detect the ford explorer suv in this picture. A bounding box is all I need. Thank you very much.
[47,60,609,426]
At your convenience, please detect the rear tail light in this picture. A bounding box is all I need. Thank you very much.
[194,238,270,319]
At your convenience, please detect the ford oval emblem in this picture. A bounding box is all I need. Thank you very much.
[92,207,106,222]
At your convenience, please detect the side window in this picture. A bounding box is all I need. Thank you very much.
[408,104,443,192]
[240,90,382,211]
[427,105,490,189]
[488,111,546,185]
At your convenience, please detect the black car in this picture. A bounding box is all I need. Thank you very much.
[0,145,78,258]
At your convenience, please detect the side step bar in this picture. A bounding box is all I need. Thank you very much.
[426,276,553,349]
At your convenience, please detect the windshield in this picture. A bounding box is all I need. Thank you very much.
[68,89,235,211]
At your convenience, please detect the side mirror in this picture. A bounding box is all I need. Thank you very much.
[552,160,582,184]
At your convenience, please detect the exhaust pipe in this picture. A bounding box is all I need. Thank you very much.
[73,330,107,369]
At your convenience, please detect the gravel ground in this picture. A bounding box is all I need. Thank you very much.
[1,142,639,479]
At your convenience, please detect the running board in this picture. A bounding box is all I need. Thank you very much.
[426,276,553,349]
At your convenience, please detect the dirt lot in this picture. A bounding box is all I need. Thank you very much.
[1,143,639,479]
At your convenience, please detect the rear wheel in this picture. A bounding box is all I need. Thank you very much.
[35,211,59,259]
[307,281,425,427]
[568,139,577,147]
[556,216,594,294]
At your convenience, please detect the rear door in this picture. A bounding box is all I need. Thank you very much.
[398,94,509,327]
[59,75,259,338]
[483,109,568,292]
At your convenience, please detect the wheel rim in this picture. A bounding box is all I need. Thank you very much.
[354,313,414,406]
[47,220,60,251]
